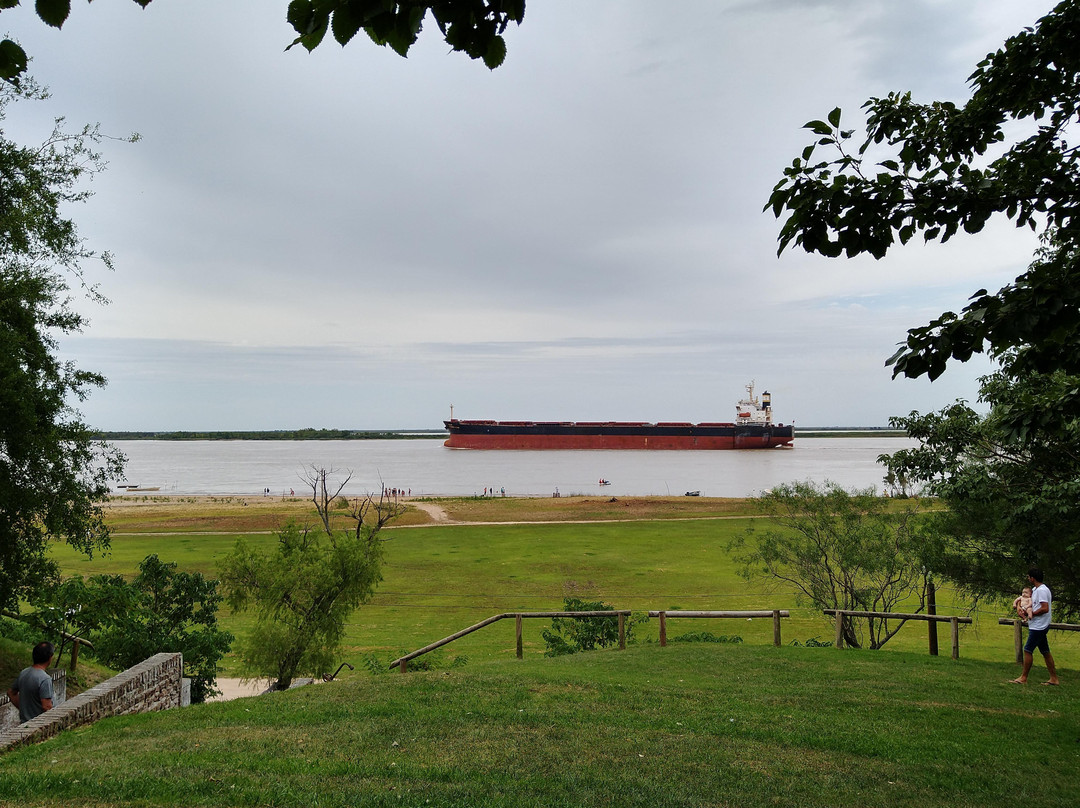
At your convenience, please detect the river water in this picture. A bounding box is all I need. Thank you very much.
[112,437,915,498]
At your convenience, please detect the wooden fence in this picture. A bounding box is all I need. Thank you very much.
[647,610,790,647]
[389,608,1076,673]
[824,609,973,659]
[388,609,794,674]
[998,618,1080,663]
[389,611,632,673]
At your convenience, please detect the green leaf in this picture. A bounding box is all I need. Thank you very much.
[804,120,832,136]
[331,5,364,46]
[483,35,507,69]
[298,19,328,52]
[35,0,70,28]
[0,38,27,81]
[287,0,313,31]
[827,107,842,127]
[885,345,907,367]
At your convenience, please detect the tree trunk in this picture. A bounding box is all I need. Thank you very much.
[842,616,860,648]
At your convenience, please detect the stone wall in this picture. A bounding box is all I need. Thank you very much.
[0,653,182,753]
[0,669,66,732]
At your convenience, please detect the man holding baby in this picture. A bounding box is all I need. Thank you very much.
[1010,567,1060,686]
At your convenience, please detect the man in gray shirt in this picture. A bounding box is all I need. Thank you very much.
[7,642,55,722]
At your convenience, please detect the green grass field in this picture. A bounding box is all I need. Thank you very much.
[4,497,1076,807]
[45,498,1079,674]
[1,644,1077,807]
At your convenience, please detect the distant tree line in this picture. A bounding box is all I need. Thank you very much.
[93,429,447,441]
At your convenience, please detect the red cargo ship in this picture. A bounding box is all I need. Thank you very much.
[443,384,794,450]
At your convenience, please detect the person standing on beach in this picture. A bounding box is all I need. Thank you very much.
[1010,567,1060,685]
[7,642,55,722]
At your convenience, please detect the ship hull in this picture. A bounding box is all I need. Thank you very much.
[443,421,794,450]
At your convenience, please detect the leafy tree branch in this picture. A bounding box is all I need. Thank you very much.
[0,78,130,611]
[0,0,525,82]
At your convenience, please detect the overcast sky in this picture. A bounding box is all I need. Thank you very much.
[5,0,1057,429]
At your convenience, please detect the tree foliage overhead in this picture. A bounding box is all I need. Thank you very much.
[286,0,524,69]
[767,0,1080,383]
[769,0,1080,616]
[0,0,525,81]
[882,365,1080,620]
[0,80,125,611]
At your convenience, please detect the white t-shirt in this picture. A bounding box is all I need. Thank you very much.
[1029,583,1052,631]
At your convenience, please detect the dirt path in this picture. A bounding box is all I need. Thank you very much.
[408,501,451,523]
[110,510,776,535]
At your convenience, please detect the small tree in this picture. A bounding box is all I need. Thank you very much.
[220,467,403,690]
[730,482,936,649]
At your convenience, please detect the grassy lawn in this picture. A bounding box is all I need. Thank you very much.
[40,497,1079,676]
[0,644,1076,807]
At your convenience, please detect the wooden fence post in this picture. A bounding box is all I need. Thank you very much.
[659,611,667,647]
[618,613,626,650]
[1013,620,1023,664]
[834,611,845,649]
[516,614,523,659]
[950,617,960,660]
[927,580,938,657]
[399,658,408,674]
[772,610,781,647]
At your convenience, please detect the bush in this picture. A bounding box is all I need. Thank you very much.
[32,555,232,702]
[0,615,39,645]
[542,597,643,657]
[668,632,743,644]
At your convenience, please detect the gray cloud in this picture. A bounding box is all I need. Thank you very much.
[10,0,1056,430]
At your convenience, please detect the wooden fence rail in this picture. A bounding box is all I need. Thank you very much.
[646,610,791,647]
[388,611,631,673]
[824,609,973,659]
[998,618,1080,663]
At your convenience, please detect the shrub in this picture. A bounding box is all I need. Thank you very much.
[33,555,232,702]
[542,597,643,656]
[668,632,743,644]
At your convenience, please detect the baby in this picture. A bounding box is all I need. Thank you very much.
[1013,586,1033,621]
